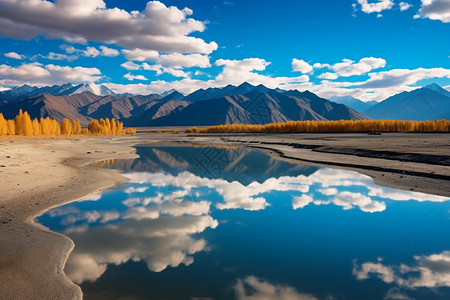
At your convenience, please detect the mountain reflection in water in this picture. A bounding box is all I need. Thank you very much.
[39,145,450,300]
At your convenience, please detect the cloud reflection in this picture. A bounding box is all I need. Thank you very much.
[354,251,450,288]
[65,215,218,283]
[234,276,318,300]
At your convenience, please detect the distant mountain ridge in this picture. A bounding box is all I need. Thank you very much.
[15,81,450,126]
[0,83,115,103]
[131,83,368,126]
[329,95,378,113]
[365,83,450,121]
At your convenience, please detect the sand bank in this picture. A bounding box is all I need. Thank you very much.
[0,136,141,300]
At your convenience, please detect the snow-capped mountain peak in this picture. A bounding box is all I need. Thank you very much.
[69,83,115,96]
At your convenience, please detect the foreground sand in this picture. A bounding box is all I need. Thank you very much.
[0,132,449,299]
[0,137,141,300]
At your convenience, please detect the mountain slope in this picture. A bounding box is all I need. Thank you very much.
[329,95,378,113]
[146,84,368,126]
[0,92,101,124]
[365,84,450,121]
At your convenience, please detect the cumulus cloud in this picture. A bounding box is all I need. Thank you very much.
[121,61,141,71]
[0,62,101,86]
[4,52,25,60]
[399,2,412,11]
[0,0,218,54]
[361,67,450,88]
[99,45,119,57]
[234,276,318,300]
[124,73,148,81]
[318,72,339,80]
[122,48,160,61]
[332,57,386,77]
[157,53,211,68]
[292,195,314,209]
[354,251,450,288]
[65,215,218,283]
[292,59,313,73]
[418,0,450,23]
[357,0,395,13]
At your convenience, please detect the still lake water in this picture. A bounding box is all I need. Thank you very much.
[39,145,450,300]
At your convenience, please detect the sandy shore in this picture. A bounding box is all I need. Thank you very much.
[0,136,141,300]
[0,132,449,299]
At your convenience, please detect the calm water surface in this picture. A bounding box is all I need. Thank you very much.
[38,145,450,300]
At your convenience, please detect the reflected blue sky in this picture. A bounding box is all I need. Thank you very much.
[39,146,450,300]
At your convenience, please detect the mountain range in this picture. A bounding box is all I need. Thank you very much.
[0,82,367,126]
[364,83,450,121]
[0,82,449,126]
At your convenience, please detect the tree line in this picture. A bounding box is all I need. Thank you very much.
[0,110,136,137]
[186,119,450,133]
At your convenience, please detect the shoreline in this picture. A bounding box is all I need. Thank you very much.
[1,132,449,299]
[0,136,141,300]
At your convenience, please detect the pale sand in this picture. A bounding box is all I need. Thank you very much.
[0,132,449,299]
[0,136,142,300]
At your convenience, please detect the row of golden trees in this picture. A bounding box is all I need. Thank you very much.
[187,119,450,133]
[0,110,136,137]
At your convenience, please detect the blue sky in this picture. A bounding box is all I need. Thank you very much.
[0,0,449,101]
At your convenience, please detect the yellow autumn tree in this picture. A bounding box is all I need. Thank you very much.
[189,119,450,134]
[0,113,7,136]
[61,118,73,135]
[0,111,136,137]
[15,109,34,136]
[72,119,82,135]
[6,120,15,135]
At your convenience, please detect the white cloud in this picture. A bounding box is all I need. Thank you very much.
[61,45,78,54]
[357,0,395,13]
[418,0,450,23]
[354,251,450,288]
[399,2,412,11]
[361,67,450,88]
[292,59,313,73]
[52,45,119,60]
[142,63,190,78]
[332,57,386,77]
[0,62,101,86]
[122,48,159,61]
[99,46,119,57]
[46,52,78,61]
[292,195,314,209]
[121,61,141,70]
[83,46,101,58]
[157,53,211,68]
[4,52,25,60]
[234,276,318,300]
[313,63,331,69]
[332,191,386,213]
[0,1,217,54]
[318,72,339,80]
[64,215,218,283]
[124,73,148,81]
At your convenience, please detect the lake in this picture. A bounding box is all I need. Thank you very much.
[38,144,450,300]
